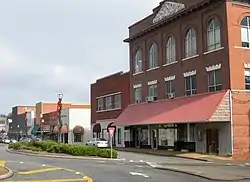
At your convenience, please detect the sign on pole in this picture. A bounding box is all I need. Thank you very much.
[108,127,115,159]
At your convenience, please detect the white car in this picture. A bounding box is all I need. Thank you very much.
[11,139,17,143]
[86,138,109,148]
[4,139,11,144]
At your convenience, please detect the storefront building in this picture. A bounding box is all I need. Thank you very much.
[115,0,250,160]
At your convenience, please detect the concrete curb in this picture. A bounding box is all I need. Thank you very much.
[0,166,14,180]
[115,149,210,162]
[6,147,125,162]
[154,166,250,181]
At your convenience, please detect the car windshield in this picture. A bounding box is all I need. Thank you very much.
[96,138,106,141]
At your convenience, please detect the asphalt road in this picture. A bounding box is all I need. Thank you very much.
[0,143,248,182]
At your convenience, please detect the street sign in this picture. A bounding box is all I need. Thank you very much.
[108,127,115,137]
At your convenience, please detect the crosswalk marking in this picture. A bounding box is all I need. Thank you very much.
[18,167,63,175]
[0,160,6,167]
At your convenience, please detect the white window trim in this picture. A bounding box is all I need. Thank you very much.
[148,80,157,85]
[164,75,175,82]
[133,84,142,89]
[182,54,199,61]
[183,70,196,77]
[203,47,224,55]
[205,64,221,72]
[96,108,121,113]
[234,46,250,50]
[96,92,121,99]
[163,61,178,67]
[133,71,143,76]
[146,66,160,72]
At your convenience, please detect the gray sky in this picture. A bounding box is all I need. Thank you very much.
[0,0,161,114]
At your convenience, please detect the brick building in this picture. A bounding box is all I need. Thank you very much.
[91,71,130,146]
[115,0,250,159]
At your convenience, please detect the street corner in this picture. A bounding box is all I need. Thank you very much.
[3,160,93,182]
[0,160,14,180]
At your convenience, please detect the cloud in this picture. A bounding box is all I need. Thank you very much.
[0,0,161,114]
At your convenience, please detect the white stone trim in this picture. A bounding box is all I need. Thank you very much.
[205,64,221,72]
[183,70,196,77]
[148,80,157,85]
[96,92,121,99]
[153,2,185,23]
[244,63,250,69]
[164,75,175,81]
[133,84,142,89]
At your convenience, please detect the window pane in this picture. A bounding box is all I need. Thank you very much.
[185,77,190,90]
[208,72,215,86]
[245,84,250,90]
[241,27,249,42]
[215,70,221,85]
[191,75,196,89]
[215,85,222,91]
[215,28,221,45]
[191,37,196,55]
[207,30,214,46]
[209,86,215,92]
[241,17,248,26]
[185,90,191,96]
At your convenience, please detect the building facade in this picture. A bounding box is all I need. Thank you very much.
[8,106,35,139]
[91,71,130,146]
[41,107,91,144]
[115,0,250,159]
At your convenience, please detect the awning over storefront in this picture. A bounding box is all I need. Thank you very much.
[61,124,68,134]
[93,123,101,133]
[73,125,84,134]
[115,90,229,126]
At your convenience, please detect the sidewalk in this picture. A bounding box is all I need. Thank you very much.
[153,164,250,181]
[116,147,234,162]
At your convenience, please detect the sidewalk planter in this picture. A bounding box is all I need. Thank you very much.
[9,140,117,158]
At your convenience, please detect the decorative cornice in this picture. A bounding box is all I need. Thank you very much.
[133,84,142,89]
[148,80,157,85]
[164,75,175,82]
[205,64,221,72]
[153,2,185,23]
[244,63,250,69]
[183,70,196,77]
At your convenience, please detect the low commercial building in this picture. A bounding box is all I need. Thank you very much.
[90,71,130,147]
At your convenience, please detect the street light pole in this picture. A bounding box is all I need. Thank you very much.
[40,114,44,140]
[57,92,63,143]
[17,125,19,141]
[24,107,28,137]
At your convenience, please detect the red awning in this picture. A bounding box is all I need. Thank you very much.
[115,90,229,126]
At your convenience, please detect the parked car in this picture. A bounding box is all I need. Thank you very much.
[4,139,11,144]
[10,139,17,143]
[86,138,109,148]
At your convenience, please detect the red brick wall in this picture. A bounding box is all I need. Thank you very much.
[91,72,130,124]
[232,91,250,160]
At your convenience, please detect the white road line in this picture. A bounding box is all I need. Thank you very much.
[98,161,106,163]
[129,172,149,178]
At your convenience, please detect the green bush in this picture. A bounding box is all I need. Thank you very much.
[8,140,117,158]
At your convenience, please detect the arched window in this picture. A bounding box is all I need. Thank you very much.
[207,18,221,51]
[149,43,158,69]
[134,49,142,73]
[241,16,250,48]
[185,28,197,58]
[166,36,176,64]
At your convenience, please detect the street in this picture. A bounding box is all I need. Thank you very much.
[0,144,249,182]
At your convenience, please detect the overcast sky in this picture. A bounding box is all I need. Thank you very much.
[0,0,161,114]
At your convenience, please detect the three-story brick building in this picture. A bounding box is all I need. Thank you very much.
[115,0,250,159]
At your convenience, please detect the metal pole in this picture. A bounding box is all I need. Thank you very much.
[111,136,113,159]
